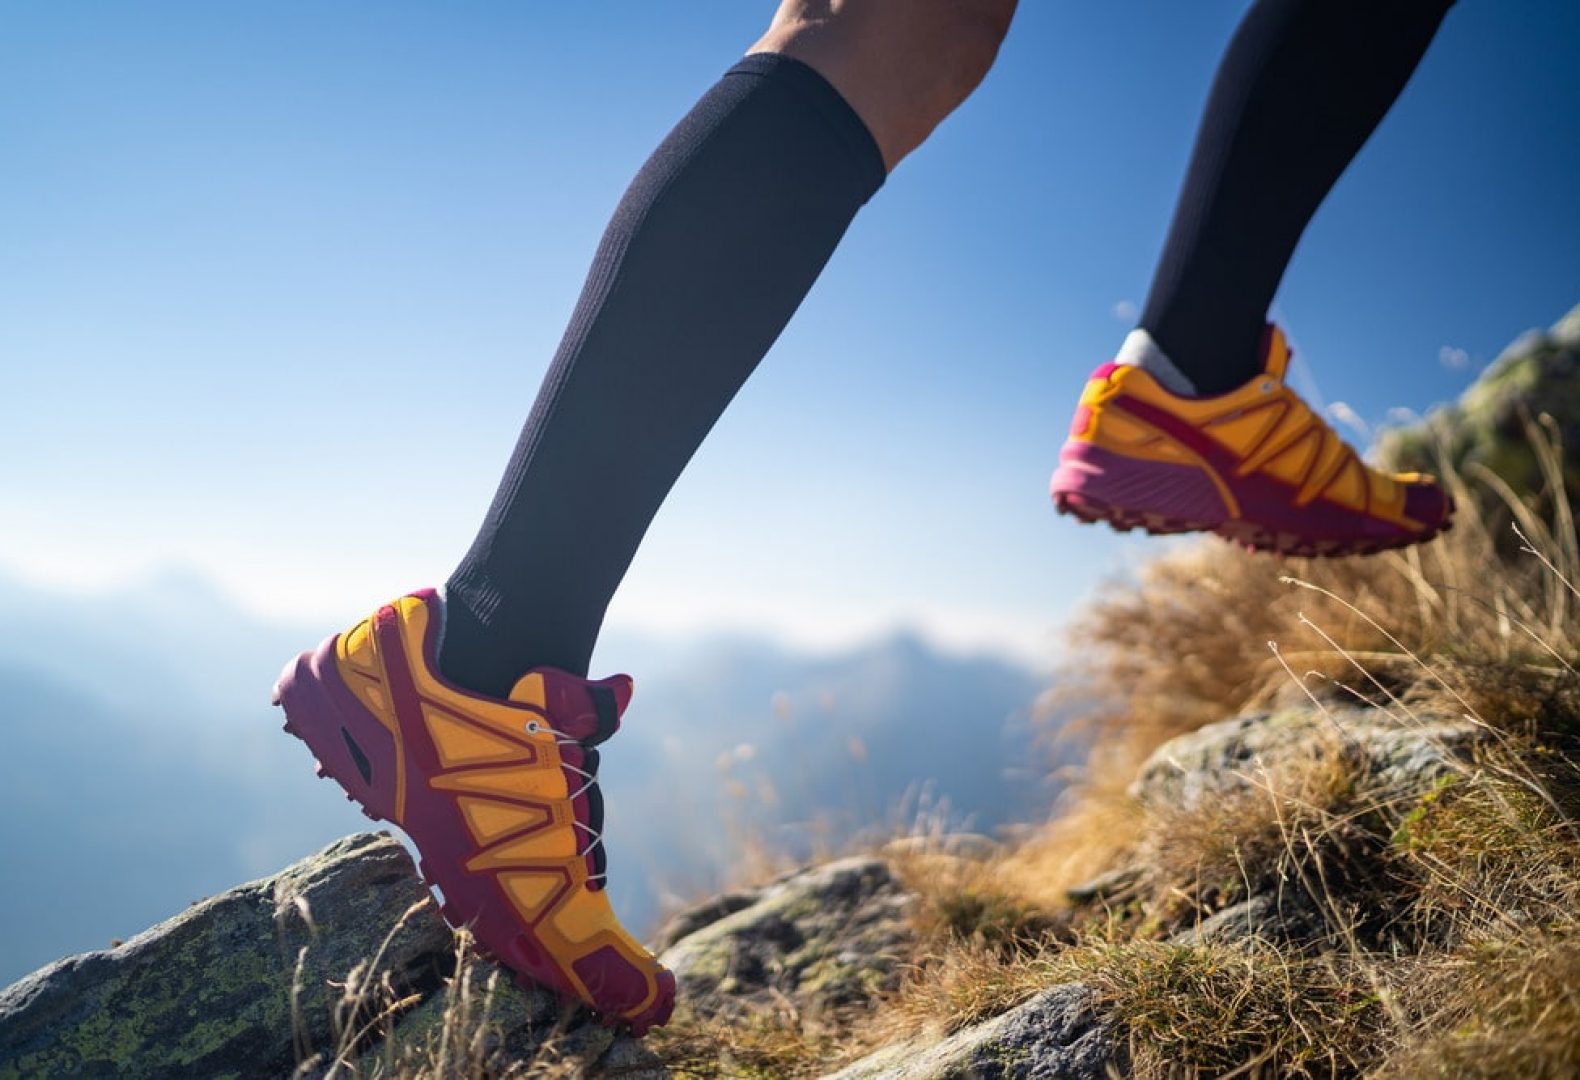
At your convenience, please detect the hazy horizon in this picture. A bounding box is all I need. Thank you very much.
[0,561,1057,986]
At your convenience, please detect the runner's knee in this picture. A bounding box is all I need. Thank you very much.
[946,0,1017,92]
[750,0,1018,169]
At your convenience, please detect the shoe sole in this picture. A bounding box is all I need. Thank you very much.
[271,634,676,1036]
[1051,440,1452,558]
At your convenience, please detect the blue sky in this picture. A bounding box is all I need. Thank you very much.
[3,1,1579,670]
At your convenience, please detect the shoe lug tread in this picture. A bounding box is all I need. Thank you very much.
[1056,490,1449,558]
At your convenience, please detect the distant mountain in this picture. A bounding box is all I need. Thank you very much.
[0,663,363,983]
[0,569,1061,983]
[592,629,1059,920]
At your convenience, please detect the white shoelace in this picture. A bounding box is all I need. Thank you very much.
[553,734,607,884]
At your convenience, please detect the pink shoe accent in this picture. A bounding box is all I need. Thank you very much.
[1050,441,1229,534]
[272,634,400,822]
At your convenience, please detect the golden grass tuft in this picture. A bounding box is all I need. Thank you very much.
[644,1003,861,1080]
[1053,940,1391,1079]
[1382,932,1580,1079]
[878,842,1072,1036]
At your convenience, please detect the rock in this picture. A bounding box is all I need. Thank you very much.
[0,832,649,1079]
[594,1034,670,1079]
[659,857,914,1017]
[0,833,450,1079]
[823,984,1120,1080]
[1132,708,1481,811]
[1552,303,1580,349]
[342,962,563,1078]
[1169,892,1325,948]
[652,890,760,953]
[882,833,1003,863]
[1379,301,1580,524]
[1064,866,1142,906]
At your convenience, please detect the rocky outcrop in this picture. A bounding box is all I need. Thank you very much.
[1380,301,1580,523]
[826,985,1119,1080]
[1132,707,1482,812]
[0,702,1521,1080]
[0,836,923,1079]
[659,856,916,1018]
[0,833,656,1079]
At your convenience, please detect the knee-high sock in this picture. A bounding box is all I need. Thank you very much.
[442,54,885,693]
[1139,0,1454,395]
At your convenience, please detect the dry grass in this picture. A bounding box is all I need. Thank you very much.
[644,1005,862,1080]
[289,915,602,1080]
[307,418,1580,1077]
[1009,416,1578,908]
[973,418,1580,1077]
[1381,933,1580,1079]
[879,842,1072,1036]
[1057,940,1392,1078]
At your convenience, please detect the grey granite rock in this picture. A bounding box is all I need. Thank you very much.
[1132,707,1481,812]
[1169,891,1325,948]
[0,832,650,1079]
[0,832,451,1079]
[652,890,760,953]
[823,984,1119,1080]
[659,856,915,1018]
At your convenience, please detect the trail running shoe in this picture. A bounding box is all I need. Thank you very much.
[271,588,676,1035]
[1050,325,1453,556]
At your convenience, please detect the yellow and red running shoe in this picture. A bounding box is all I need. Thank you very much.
[1051,325,1453,556]
[271,588,675,1034]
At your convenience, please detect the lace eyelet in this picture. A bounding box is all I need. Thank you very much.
[525,720,541,735]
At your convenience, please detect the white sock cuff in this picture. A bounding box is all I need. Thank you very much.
[1114,329,1196,397]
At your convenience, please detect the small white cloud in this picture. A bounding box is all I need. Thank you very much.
[1327,401,1369,441]
[1439,345,1471,370]
[1111,299,1138,322]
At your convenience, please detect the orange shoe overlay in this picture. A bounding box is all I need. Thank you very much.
[271,588,676,1034]
[1051,325,1453,556]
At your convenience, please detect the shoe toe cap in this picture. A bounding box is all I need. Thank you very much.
[572,944,676,1033]
[1403,477,1453,529]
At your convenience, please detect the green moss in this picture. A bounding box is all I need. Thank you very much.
[674,939,733,984]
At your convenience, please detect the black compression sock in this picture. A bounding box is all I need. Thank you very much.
[1139,0,1453,396]
[440,54,885,696]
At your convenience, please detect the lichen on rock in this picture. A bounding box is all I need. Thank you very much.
[659,856,915,1019]
[0,833,654,1079]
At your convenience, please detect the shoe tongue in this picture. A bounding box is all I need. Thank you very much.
[506,669,632,747]
[1260,324,1293,382]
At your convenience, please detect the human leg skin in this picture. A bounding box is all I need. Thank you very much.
[750,0,1020,170]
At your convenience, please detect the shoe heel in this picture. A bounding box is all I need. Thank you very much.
[273,636,402,823]
[1051,440,1228,534]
